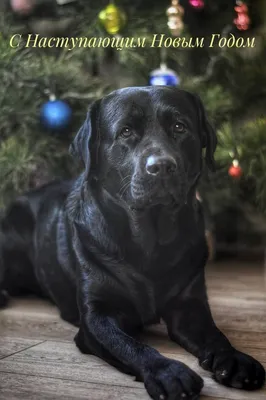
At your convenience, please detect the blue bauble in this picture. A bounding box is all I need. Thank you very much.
[40,99,72,130]
[149,64,180,86]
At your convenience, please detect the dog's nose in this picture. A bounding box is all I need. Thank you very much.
[146,155,177,176]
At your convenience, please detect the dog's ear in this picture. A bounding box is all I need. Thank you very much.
[69,99,101,179]
[192,94,217,172]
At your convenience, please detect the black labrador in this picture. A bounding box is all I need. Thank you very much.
[0,87,265,399]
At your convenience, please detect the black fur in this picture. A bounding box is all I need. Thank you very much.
[0,87,264,399]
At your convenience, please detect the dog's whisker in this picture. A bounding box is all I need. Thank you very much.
[119,179,130,193]
[118,176,132,196]
[120,174,131,183]
[119,181,131,198]
[118,180,131,197]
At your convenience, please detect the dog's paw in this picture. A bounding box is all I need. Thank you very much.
[200,349,265,391]
[143,356,203,400]
[0,290,8,308]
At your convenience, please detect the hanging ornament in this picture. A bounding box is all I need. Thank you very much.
[189,0,205,11]
[228,159,243,179]
[166,0,184,36]
[149,63,180,86]
[234,1,250,31]
[10,0,35,16]
[40,94,72,130]
[98,2,127,35]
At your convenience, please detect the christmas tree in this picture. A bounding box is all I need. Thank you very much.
[1,0,266,248]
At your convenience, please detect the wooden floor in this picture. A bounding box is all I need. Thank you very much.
[0,261,266,400]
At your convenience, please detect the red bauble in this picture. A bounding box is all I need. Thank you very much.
[10,0,35,16]
[189,0,205,10]
[228,160,243,179]
[234,1,250,31]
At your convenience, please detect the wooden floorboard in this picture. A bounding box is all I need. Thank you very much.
[0,261,265,399]
[0,337,44,359]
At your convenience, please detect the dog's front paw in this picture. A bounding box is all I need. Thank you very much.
[143,356,203,400]
[200,349,265,391]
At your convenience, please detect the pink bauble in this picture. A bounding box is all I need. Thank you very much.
[189,0,205,10]
[11,0,35,15]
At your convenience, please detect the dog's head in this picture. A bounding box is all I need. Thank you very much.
[70,87,217,209]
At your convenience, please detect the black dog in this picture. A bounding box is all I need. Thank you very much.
[0,87,264,399]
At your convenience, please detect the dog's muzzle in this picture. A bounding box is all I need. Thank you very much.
[130,153,187,208]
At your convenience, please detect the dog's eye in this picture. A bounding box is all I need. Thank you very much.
[173,122,186,134]
[120,127,133,138]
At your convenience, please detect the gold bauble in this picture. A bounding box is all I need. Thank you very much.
[166,0,184,36]
[98,3,126,35]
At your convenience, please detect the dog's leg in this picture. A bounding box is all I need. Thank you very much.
[76,301,203,400]
[75,325,139,377]
[163,270,265,391]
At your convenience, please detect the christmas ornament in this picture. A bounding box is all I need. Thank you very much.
[40,95,72,130]
[189,0,205,11]
[10,0,35,16]
[228,159,243,179]
[98,2,126,35]
[149,63,180,86]
[166,0,184,36]
[234,1,250,31]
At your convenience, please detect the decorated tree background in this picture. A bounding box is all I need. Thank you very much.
[0,0,266,250]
